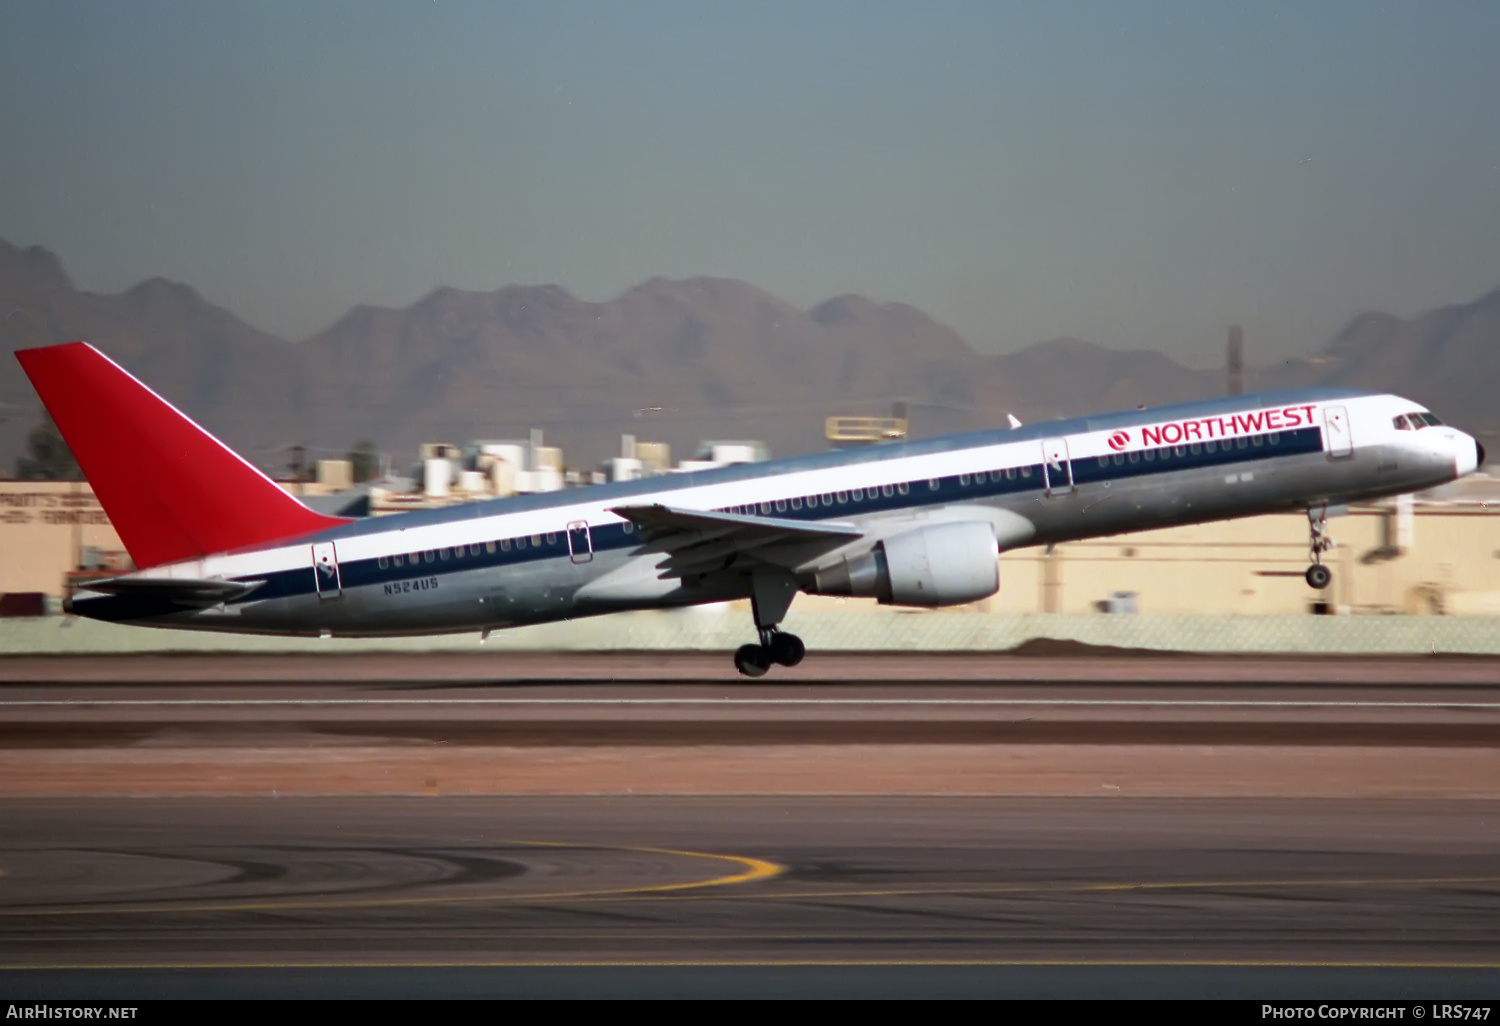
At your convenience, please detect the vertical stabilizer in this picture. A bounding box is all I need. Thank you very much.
[16,341,348,568]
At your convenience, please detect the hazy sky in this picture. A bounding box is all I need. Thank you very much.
[1,1,1497,366]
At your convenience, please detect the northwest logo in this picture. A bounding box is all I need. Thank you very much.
[1107,431,1131,452]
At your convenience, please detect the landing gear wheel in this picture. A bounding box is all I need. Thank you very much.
[734,643,772,678]
[1305,564,1333,590]
[769,632,806,667]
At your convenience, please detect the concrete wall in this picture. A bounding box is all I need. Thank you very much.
[4,608,1500,655]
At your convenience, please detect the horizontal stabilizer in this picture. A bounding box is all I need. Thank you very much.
[80,577,264,607]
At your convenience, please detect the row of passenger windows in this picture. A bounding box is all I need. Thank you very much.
[714,431,1292,515]
[373,522,637,570]
[1394,412,1443,431]
[1094,432,1281,468]
[371,428,1300,570]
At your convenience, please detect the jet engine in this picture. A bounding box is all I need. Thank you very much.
[809,521,999,607]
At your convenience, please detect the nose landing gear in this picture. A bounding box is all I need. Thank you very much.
[1305,506,1334,590]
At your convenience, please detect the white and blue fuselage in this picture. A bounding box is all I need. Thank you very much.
[69,387,1482,649]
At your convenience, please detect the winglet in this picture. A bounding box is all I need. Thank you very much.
[16,341,348,568]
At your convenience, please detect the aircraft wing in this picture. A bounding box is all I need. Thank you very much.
[607,503,863,576]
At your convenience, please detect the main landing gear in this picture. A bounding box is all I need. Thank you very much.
[734,628,806,678]
[1305,506,1334,590]
[734,567,806,677]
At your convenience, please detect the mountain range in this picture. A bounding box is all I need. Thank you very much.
[2,235,1496,474]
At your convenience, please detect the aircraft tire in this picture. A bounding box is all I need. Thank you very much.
[734,643,772,677]
[1305,564,1333,590]
[769,632,806,667]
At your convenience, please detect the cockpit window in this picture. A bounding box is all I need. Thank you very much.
[1421,412,1443,427]
[1394,415,1413,431]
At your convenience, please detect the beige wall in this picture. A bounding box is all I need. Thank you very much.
[0,481,126,596]
[985,506,1500,616]
[4,479,1498,615]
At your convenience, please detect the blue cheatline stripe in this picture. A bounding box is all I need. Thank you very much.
[77,425,1323,620]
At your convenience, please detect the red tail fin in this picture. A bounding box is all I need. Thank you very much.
[16,341,348,569]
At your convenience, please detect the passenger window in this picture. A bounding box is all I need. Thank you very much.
[897,482,909,495]
[1189,444,1202,456]
[1174,446,1186,458]
[1205,441,1217,454]
[1005,468,1015,479]
[881,484,894,497]
[1143,450,1155,462]
[439,548,450,560]
[516,537,526,550]
[424,550,435,563]
[622,523,634,534]
[836,491,848,504]
[378,556,388,569]
[486,541,496,554]
[851,488,864,501]
[1097,457,1109,468]
[759,502,771,514]
[790,497,802,510]
[1021,466,1032,478]
[501,539,511,551]
[532,534,543,546]
[1268,433,1281,446]
[928,479,940,490]
[959,473,972,485]
[775,499,787,512]
[1236,437,1248,450]
[1128,451,1139,464]
[1113,453,1125,466]
[545,533,557,545]
[820,494,833,506]
[1252,435,1264,447]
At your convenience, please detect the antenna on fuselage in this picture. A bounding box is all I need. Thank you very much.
[1007,414,1022,429]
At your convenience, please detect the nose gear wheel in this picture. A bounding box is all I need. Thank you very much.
[1305,506,1334,590]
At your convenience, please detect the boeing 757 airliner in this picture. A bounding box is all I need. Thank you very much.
[16,341,1484,676]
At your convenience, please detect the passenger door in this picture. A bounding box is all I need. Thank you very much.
[1041,438,1075,496]
[1324,406,1353,459]
[312,541,342,600]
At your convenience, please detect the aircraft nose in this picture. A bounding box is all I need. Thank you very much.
[1456,434,1482,477]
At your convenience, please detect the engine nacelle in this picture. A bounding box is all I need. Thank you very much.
[810,521,999,607]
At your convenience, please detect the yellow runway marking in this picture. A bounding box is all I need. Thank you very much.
[637,873,1500,905]
[0,841,782,917]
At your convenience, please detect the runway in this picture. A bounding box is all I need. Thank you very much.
[3,652,1500,996]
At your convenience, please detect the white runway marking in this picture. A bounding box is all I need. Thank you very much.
[2,698,1500,710]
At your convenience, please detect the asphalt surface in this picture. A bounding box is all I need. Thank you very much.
[3,652,1500,997]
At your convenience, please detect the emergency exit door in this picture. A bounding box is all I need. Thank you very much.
[566,521,593,564]
[312,542,342,599]
[1041,438,1075,496]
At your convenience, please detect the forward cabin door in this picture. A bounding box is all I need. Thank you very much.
[1324,406,1353,459]
[566,520,593,564]
[1041,438,1075,496]
[312,541,342,599]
